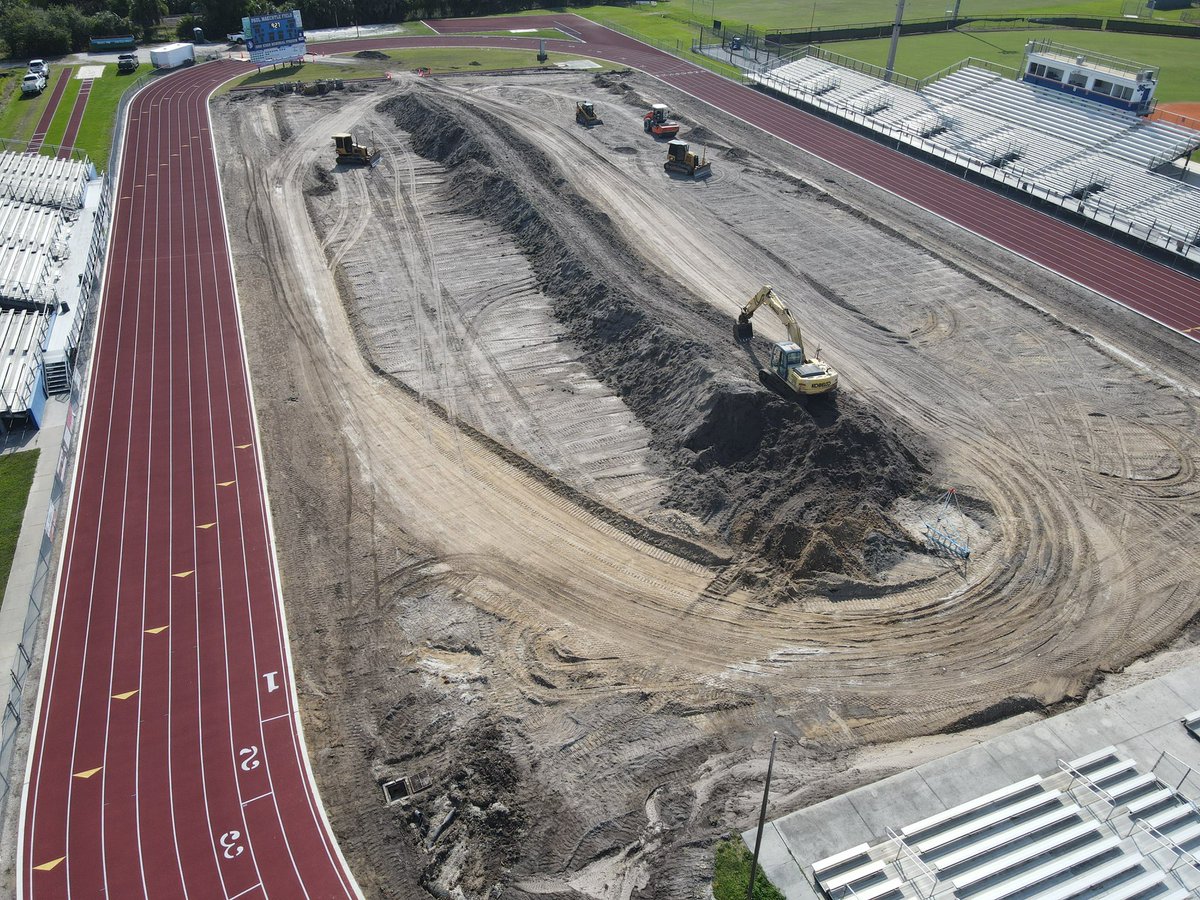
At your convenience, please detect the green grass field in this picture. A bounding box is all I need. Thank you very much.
[711,839,785,900]
[488,6,1200,96]
[0,64,139,170]
[566,0,1198,32]
[0,66,74,151]
[831,28,1200,102]
[0,450,39,607]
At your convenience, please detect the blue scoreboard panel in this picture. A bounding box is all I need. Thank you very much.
[242,10,306,65]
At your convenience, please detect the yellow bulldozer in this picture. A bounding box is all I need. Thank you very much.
[664,139,711,179]
[333,132,381,168]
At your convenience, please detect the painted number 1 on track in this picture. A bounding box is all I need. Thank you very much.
[262,671,279,692]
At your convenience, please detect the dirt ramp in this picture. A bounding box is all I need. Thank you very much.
[383,90,930,579]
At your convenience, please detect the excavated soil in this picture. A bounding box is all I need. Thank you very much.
[211,71,1200,899]
[382,91,931,580]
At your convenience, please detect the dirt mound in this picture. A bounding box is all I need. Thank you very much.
[354,49,388,59]
[304,162,336,196]
[382,91,929,578]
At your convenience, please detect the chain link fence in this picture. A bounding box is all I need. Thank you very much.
[0,57,177,832]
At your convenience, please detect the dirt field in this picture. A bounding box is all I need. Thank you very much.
[212,72,1200,898]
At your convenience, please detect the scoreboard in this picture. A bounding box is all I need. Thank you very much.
[242,10,306,65]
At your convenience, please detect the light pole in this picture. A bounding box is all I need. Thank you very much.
[746,732,778,900]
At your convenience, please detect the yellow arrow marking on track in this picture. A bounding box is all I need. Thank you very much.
[217,480,236,487]
[145,626,168,635]
[235,443,252,450]
[172,570,194,579]
[112,690,138,701]
[34,856,65,872]
[197,522,216,530]
[73,767,102,779]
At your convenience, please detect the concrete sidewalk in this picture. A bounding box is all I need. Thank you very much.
[0,398,68,663]
[746,663,1200,899]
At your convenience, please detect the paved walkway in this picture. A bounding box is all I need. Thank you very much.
[746,664,1200,899]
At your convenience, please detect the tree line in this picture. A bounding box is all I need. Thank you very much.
[1,0,598,59]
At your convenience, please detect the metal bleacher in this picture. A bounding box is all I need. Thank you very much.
[749,54,1200,261]
[0,199,68,303]
[810,747,1200,900]
[0,150,90,419]
[0,151,89,212]
[0,307,52,415]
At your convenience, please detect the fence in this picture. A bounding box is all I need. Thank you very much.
[594,17,741,79]
[749,54,1200,263]
[0,55,167,832]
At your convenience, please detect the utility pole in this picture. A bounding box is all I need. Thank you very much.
[746,732,779,900]
[885,0,906,83]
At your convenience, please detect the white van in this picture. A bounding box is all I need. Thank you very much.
[22,72,47,94]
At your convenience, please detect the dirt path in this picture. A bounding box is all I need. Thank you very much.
[212,75,1200,898]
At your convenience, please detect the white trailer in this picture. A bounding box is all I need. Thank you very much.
[149,43,195,69]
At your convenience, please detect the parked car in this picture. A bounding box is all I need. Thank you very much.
[117,52,140,72]
[27,59,47,76]
[226,32,245,44]
[22,72,47,94]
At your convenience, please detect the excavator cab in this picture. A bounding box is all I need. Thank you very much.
[770,343,806,377]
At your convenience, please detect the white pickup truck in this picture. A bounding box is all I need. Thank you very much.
[227,32,245,44]
[22,71,47,94]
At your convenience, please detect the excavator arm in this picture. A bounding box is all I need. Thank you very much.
[736,285,805,354]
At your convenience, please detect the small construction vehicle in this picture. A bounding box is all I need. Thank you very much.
[575,100,602,127]
[664,140,711,179]
[736,285,838,396]
[333,133,381,168]
[643,104,680,138]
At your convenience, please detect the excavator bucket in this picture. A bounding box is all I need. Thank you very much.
[735,315,754,342]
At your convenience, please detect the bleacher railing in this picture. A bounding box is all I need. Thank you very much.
[749,62,1200,264]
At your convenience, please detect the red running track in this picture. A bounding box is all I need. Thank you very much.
[26,69,73,155]
[57,80,93,161]
[19,61,360,899]
[323,15,1200,340]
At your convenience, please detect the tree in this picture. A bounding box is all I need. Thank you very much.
[128,0,166,39]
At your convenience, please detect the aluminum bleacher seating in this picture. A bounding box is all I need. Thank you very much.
[749,55,1200,257]
[806,747,1200,900]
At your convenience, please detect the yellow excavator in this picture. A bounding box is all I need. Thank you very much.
[736,285,838,395]
[333,132,381,167]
